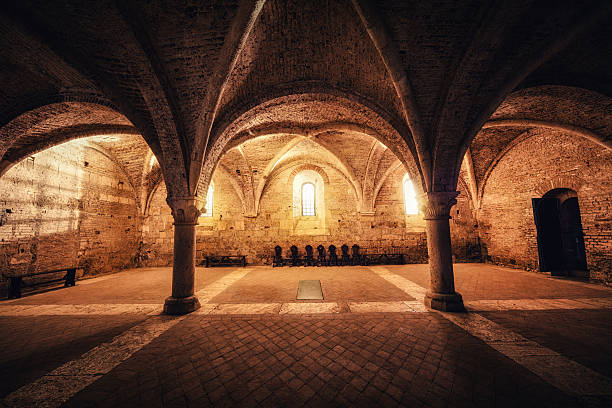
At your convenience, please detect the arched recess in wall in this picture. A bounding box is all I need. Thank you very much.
[259,158,358,215]
[199,89,422,198]
[477,127,611,208]
[0,101,140,179]
[289,166,328,236]
[253,142,363,214]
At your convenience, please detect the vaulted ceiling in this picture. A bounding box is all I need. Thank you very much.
[1,0,610,200]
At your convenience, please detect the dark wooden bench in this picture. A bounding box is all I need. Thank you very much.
[364,253,405,265]
[4,267,79,299]
[204,256,246,267]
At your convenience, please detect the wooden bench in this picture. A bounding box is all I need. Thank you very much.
[364,253,405,265]
[204,256,246,268]
[4,267,79,299]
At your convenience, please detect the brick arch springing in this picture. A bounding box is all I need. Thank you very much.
[534,176,586,198]
[477,127,606,208]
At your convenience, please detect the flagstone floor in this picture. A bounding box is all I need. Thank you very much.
[1,264,611,407]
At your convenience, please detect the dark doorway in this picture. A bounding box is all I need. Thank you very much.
[532,188,588,277]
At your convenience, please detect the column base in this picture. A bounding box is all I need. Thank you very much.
[163,295,201,315]
[424,291,466,312]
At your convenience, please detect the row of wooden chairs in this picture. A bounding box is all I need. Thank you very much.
[273,244,367,267]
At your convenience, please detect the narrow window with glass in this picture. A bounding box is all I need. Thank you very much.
[301,182,315,216]
[201,184,213,217]
[403,177,418,215]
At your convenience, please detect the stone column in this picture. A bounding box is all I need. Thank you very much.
[419,191,465,312]
[163,196,205,315]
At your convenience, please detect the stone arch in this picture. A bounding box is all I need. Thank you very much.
[262,158,360,213]
[251,136,363,215]
[288,163,330,184]
[0,91,117,130]
[199,89,420,197]
[0,100,139,178]
[534,176,586,198]
[478,128,597,207]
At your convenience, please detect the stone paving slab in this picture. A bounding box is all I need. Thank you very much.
[210,303,281,315]
[3,267,230,305]
[208,266,414,303]
[386,263,612,300]
[63,314,594,408]
[3,315,185,407]
[2,264,612,407]
[0,315,149,399]
[279,302,340,314]
[481,309,612,379]
[349,301,414,313]
[466,297,612,311]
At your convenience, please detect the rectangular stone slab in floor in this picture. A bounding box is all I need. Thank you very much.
[297,280,323,300]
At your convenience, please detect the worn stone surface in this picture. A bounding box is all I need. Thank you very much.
[1,264,612,407]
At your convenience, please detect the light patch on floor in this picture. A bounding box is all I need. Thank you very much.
[368,266,428,299]
[195,267,251,302]
[279,302,339,314]
[210,303,281,315]
[465,297,612,311]
[443,311,612,395]
[2,315,185,408]
[1,268,254,408]
[349,301,413,313]
[374,268,612,396]
[2,297,612,316]
[0,304,161,316]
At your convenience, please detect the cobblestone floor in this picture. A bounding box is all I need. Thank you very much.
[1,263,611,407]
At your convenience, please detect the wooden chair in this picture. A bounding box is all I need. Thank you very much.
[290,245,300,266]
[341,244,350,265]
[273,245,284,267]
[328,245,338,266]
[351,244,362,265]
[305,245,315,266]
[316,245,327,266]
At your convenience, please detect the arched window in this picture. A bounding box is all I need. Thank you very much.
[301,182,315,216]
[403,177,418,215]
[201,183,214,217]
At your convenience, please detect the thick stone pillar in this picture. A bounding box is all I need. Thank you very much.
[163,196,204,315]
[420,191,465,312]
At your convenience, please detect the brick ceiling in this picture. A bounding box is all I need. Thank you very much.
[0,0,610,198]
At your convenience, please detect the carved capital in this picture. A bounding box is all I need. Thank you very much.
[418,191,460,220]
[166,196,205,225]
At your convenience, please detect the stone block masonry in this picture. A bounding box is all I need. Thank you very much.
[479,130,612,283]
[0,142,140,296]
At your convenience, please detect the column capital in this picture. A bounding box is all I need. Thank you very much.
[166,195,205,225]
[418,191,460,220]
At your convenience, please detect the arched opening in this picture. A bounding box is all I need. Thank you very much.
[301,182,316,216]
[532,188,588,277]
[201,183,214,217]
[292,169,327,235]
[402,175,418,215]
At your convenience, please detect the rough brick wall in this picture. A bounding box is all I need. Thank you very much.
[143,163,477,266]
[478,129,612,282]
[0,142,140,293]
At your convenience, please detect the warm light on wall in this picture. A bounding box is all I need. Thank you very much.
[200,183,214,217]
[403,176,419,215]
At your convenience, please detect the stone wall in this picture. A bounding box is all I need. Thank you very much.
[0,142,140,294]
[478,129,612,282]
[142,162,478,266]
